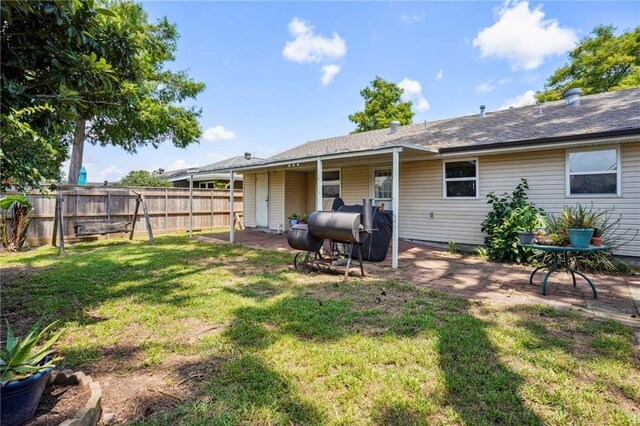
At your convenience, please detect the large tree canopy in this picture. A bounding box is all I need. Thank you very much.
[0,0,205,190]
[536,25,640,102]
[348,77,414,133]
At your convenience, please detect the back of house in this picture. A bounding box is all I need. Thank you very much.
[233,88,640,260]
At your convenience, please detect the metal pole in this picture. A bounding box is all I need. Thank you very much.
[229,171,235,244]
[316,158,323,212]
[392,148,400,269]
[188,173,193,237]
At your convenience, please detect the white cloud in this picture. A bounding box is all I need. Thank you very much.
[282,17,347,64]
[499,89,536,110]
[400,13,424,25]
[320,64,341,86]
[166,159,200,172]
[398,78,430,113]
[473,1,577,70]
[202,125,236,143]
[476,77,512,93]
[435,69,444,81]
[476,82,495,93]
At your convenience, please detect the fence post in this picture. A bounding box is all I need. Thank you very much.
[165,189,169,231]
[211,190,214,229]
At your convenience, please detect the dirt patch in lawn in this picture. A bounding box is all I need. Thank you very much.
[26,382,90,426]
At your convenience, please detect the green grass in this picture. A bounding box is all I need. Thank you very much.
[2,235,639,425]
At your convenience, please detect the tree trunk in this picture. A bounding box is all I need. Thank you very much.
[68,119,86,184]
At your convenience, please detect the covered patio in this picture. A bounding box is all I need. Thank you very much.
[201,230,640,324]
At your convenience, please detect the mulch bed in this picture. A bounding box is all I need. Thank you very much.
[25,383,89,426]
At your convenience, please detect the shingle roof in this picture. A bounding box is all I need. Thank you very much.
[163,155,263,179]
[266,88,640,163]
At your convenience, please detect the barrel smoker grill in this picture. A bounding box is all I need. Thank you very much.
[287,199,374,279]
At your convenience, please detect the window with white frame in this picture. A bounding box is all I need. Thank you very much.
[322,169,341,200]
[443,159,478,198]
[566,147,620,196]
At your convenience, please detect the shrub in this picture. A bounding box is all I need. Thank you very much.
[0,195,34,252]
[481,179,544,263]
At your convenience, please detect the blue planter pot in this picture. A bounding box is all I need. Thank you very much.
[1,366,53,426]
[290,219,298,225]
[518,231,536,245]
[567,228,594,249]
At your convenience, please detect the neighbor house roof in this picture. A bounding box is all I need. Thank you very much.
[251,88,640,167]
[163,155,263,181]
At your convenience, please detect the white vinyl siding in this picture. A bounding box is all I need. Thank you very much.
[243,173,256,227]
[284,171,308,229]
[268,170,285,231]
[399,143,640,257]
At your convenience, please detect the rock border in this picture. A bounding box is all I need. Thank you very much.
[48,370,102,426]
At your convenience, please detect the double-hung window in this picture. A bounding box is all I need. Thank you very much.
[566,147,620,196]
[443,159,479,198]
[322,169,341,207]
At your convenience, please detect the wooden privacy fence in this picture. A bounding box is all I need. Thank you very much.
[5,185,242,246]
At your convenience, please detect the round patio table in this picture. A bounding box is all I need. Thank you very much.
[520,244,609,299]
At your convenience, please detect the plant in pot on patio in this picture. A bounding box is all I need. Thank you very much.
[1,319,65,426]
[289,213,299,226]
[298,212,309,225]
[559,204,603,249]
[591,227,604,246]
[511,205,548,245]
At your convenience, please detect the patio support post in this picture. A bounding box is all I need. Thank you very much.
[188,173,193,237]
[316,158,323,212]
[230,170,235,244]
[392,148,400,269]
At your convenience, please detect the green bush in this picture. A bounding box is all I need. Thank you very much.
[481,179,545,263]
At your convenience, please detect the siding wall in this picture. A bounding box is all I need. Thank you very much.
[269,170,285,231]
[398,143,640,257]
[306,171,316,212]
[285,171,308,229]
[244,173,257,227]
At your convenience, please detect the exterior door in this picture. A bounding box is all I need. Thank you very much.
[371,166,393,209]
[256,173,269,227]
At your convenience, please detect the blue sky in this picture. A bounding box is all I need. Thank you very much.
[74,1,640,182]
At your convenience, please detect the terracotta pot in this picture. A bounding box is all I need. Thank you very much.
[591,236,603,246]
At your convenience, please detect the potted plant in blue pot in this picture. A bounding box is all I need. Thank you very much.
[559,204,602,249]
[289,213,299,226]
[1,319,65,426]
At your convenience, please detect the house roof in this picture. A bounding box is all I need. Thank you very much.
[259,87,640,165]
[163,155,263,181]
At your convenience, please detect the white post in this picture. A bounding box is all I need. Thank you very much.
[188,173,193,237]
[316,158,323,212]
[392,148,400,269]
[230,170,235,244]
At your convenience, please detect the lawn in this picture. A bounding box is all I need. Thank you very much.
[1,234,639,425]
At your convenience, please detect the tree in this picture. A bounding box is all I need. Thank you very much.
[0,1,205,190]
[348,77,414,133]
[66,2,205,183]
[118,170,173,188]
[536,25,640,102]
[1,0,112,191]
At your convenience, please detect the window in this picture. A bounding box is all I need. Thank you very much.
[566,147,620,196]
[322,169,341,199]
[443,159,478,198]
[371,167,392,208]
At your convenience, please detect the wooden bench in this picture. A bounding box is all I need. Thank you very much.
[73,220,131,237]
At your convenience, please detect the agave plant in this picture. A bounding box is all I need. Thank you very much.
[0,194,34,252]
[0,319,65,385]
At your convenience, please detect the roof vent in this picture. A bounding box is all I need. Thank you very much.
[389,121,400,133]
[563,88,582,107]
[244,152,252,160]
[479,105,486,118]
[158,168,165,174]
